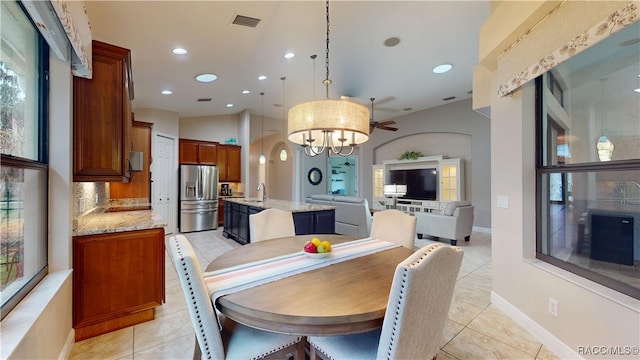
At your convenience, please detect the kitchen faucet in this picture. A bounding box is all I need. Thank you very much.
[257,182,266,203]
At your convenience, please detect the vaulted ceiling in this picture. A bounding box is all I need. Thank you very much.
[85,1,490,122]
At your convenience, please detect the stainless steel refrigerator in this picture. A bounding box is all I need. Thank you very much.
[179,164,218,232]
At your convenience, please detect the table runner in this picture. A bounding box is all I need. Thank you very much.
[204,237,400,307]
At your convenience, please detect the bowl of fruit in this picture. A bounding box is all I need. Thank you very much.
[303,237,332,258]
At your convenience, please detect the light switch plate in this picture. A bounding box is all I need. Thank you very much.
[497,195,509,209]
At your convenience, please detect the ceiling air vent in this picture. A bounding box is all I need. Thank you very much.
[232,14,261,28]
[197,98,212,102]
[442,96,456,101]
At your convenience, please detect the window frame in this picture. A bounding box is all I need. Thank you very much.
[535,76,640,300]
[0,0,50,319]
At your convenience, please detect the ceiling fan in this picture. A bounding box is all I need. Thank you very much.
[369,98,398,133]
[342,159,356,167]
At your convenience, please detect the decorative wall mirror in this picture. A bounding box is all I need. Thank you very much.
[308,167,323,186]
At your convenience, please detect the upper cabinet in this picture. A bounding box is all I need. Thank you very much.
[218,145,241,182]
[73,41,134,182]
[179,139,217,165]
[179,139,241,182]
[110,120,153,200]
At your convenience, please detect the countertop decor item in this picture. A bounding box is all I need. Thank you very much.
[399,150,423,160]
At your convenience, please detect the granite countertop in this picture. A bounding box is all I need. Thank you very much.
[224,197,336,212]
[73,207,167,237]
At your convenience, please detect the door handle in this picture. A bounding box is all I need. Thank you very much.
[181,209,216,214]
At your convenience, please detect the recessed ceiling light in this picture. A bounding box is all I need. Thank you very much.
[196,73,218,83]
[226,103,234,108]
[258,75,267,81]
[284,52,295,59]
[241,90,251,94]
[433,63,453,74]
[634,88,640,93]
[172,48,187,55]
[161,90,173,95]
[384,37,401,47]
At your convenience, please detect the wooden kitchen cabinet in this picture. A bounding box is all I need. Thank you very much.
[73,40,133,182]
[217,144,242,182]
[179,139,241,182]
[110,120,153,200]
[73,227,165,341]
[179,139,217,165]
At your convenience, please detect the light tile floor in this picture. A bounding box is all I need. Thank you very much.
[69,228,560,360]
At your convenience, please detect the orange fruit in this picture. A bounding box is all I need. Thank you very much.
[321,240,332,251]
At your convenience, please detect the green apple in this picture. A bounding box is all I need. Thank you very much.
[317,244,328,253]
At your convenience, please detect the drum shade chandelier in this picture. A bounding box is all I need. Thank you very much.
[287,0,369,157]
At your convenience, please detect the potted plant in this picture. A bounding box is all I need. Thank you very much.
[398,151,423,160]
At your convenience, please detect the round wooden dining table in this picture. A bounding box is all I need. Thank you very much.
[206,234,415,336]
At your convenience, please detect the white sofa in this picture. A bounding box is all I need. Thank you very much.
[414,201,474,246]
[306,195,372,238]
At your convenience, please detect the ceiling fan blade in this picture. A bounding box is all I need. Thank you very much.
[378,126,398,131]
[377,120,396,126]
[375,107,400,113]
[374,96,396,106]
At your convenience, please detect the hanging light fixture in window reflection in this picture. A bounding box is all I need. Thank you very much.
[596,79,614,162]
[280,77,288,161]
[259,92,266,165]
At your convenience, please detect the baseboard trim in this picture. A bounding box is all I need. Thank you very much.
[491,291,581,360]
[58,329,75,360]
[472,226,491,234]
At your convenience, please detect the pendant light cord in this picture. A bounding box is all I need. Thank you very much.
[323,0,331,99]
[281,77,286,141]
[599,78,606,135]
[260,92,264,155]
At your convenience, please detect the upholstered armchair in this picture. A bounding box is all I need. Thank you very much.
[414,201,474,245]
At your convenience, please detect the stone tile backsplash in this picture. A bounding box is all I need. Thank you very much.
[73,182,109,219]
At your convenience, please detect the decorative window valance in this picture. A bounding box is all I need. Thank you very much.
[22,0,92,78]
[498,1,638,97]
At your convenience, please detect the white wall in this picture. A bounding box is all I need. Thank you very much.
[481,2,640,358]
[492,78,640,360]
[135,108,179,138]
[359,99,491,228]
[179,114,239,144]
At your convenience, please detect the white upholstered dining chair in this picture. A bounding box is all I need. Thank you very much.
[249,208,296,242]
[167,235,305,360]
[370,209,417,249]
[308,243,463,360]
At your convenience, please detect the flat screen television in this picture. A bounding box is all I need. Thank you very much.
[389,168,438,200]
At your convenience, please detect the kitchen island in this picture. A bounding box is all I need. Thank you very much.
[223,198,336,244]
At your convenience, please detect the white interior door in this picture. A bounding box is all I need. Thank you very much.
[153,133,175,234]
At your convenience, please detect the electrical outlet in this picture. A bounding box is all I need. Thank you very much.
[548,297,558,317]
[76,198,83,213]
